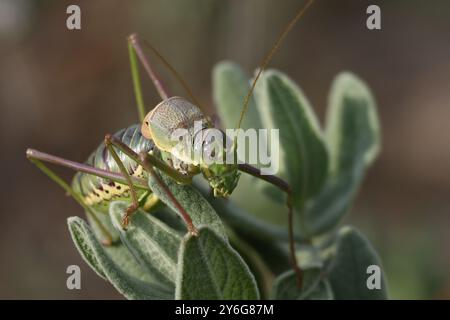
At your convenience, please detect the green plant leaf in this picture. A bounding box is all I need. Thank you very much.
[85,208,120,244]
[254,70,329,211]
[196,181,303,243]
[175,226,259,300]
[148,172,227,239]
[305,72,381,235]
[304,171,359,235]
[327,226,388,299]
[213,61,261,131]
[212,61,282,225]
[327,72,380,174]
[110,201,181,288]
[68,216,173,299]
[213,62,294,228]
[196,183,297,274]
[84,208,160,284]
[71,216,107,281]
[272,268,333,300]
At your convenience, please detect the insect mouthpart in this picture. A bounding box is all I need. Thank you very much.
[201,163,240,197]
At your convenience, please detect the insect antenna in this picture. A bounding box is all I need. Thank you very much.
[129,34,208,119]
[236,0,316,130]
[233,0,316,288]
[141,40,205,113]
[129,34,169,102]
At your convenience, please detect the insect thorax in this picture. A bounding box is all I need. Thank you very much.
[144,96,240,196]
[145,96,208,154]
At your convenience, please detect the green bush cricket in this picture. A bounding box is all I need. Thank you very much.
[26,0,316,288]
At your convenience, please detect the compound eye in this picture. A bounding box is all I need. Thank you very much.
[201,129,225,161]
[202,129,221,147]
[204,133,215,146]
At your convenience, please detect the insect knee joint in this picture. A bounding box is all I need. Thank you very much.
[104,134,113,145]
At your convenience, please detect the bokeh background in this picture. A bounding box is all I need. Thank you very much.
[1,0,449,299]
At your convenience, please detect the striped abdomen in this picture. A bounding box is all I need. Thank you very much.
[72,124,155,211]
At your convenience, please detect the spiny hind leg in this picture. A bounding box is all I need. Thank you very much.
[128,34,205,111]
[26,149,148,188]
[128,33,169,102]
[128,34,205,114]
[26,149,114,245]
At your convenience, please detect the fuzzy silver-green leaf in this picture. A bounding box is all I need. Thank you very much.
[213,61,262,131]
[255,70,329,204]
[327,226,388,299]
[272,268,333,300]
[175,226,259,300]
[305,72,381,235]
[68,216,173,299]
[110,201,181,288]
[148,172,227,239]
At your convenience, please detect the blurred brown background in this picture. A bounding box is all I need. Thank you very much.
[0,0,449,299]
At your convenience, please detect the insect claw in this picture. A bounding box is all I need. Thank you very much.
[25,148,34,159]
[104,133,113,144]
[128,33,138,43]
[188,225,199,237]
[121,203,138,230]
[121,215,129,230]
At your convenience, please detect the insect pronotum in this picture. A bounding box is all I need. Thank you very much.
[26,0,316,288]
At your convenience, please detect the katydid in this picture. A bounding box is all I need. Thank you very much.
[26,0,316,287]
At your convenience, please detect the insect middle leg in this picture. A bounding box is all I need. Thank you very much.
[238,163,303,287]
[104,135,140,228]
[104,134,198,236]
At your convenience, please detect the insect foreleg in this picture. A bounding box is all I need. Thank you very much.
[238,163,303,287]
[26,152,114,245]
[104,135,140,228]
